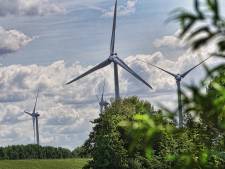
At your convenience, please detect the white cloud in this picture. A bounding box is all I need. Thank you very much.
[0,0,64,17]
[0,45,215,149]
[104,0,138,17]
[153,31,185,49]
[0,26,33,55]
[125,52,211,93]
[0,60,116,148]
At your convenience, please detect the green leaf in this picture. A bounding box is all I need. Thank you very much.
[145,147,153,160]
[166,154,176,161]
[192,36,213,50]
[187,26,210,41]
[194,0,204,19]
[180,19,196,38]
[200,151,209,164]
[218,40,225,52]
[207,0,220,23]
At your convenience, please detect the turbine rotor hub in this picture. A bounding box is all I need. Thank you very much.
[176,74,182,81]
[100,101,108,107]
[109,53,117,61]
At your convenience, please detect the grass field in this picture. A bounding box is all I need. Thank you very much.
[0,158,89,169]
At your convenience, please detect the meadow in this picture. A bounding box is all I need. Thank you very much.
[0,158,89,169]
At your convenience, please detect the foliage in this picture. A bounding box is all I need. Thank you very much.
[0,144,73,160]
[0,158,89,169]
[83,97,159,169]
[123,113,225,169]
[73,146,91,158]
[121,1,225,169]
[171,0,225,54]
[182,68,225,131]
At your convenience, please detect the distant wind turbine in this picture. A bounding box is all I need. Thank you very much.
[96,80,109,113]
[139,56,212,127]
[66,0,152,99]
[24,88,40,145]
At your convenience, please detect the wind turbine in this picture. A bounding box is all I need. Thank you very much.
[66,0,152,99]
[139,56,212,127]
[24,88,40,145]
[96,80,109,113]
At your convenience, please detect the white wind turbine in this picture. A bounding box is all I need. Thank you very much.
[139,56,212,127]
[24,88,40,145]
[66,0,153,99]
[96,80,109,113]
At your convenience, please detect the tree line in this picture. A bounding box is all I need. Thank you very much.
[0,144,88,160]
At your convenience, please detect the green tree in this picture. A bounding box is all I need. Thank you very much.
[73,146,91,158]
[83,97,158,169]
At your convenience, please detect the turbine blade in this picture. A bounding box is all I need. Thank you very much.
[33,88,39,113]
[100,106,103,113]
[114,57,153,89]
[96,95,100,102]
[66,59,111,85]
[181,56,212,78]
[24,111,32,116]
[102,79,106,95]
[101,79,106,101]
[138,59,176,77]
[110,0,117,55]
[101,94,104,102]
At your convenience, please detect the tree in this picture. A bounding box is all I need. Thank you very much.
[83,97,159,169]
[72,146,91,158]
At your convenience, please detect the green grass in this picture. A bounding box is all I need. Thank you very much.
[0,158,89,169]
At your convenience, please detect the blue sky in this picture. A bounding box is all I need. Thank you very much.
[0,0,192,66]
[0,0,219,149]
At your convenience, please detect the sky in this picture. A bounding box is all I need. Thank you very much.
[0,0,222,150]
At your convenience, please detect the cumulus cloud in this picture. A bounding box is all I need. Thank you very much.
[0,26,33,55]
[0,0,64,17]
[0,60,115,148]
[0,37,215,148]
[153,31,186,49]
[104,0,138,17]
[125,52,211,93]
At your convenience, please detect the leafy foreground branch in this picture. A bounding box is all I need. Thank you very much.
[171,0,225,54]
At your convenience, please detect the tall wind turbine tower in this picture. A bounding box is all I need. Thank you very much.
[24,88,40,145]
[139,56,212,127]
[66,0,153,99]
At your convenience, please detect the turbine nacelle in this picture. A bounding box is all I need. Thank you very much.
[175,74,182,82]
[109,53,117,61]
[99,100,109,107]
